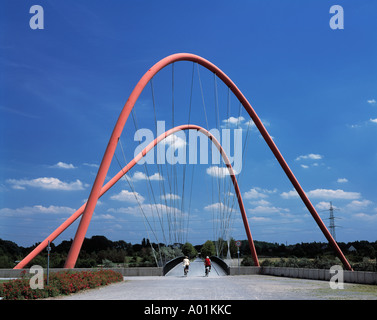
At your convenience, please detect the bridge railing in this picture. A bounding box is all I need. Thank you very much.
[210,256,230,275]
[162,256,185,276]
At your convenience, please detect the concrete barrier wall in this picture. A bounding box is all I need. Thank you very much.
[0,267,163,278]
[2,266,376,285]
[229,266,261,276]
[230,266,377,285]
[260,267,329,281]
[120,267,163,276]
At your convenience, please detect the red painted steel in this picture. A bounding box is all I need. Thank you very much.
[65,53,352,270]
[30,53,351,270]
[14,125,259,269]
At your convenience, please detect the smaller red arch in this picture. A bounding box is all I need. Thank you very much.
[14,124,259,269]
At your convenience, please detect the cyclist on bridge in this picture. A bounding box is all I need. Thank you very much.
[183,256,190,276]
[204,256,211,276]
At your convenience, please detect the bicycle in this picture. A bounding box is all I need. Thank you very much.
[205,265,210,277]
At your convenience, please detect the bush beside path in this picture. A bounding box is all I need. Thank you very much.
[0,269,123,300]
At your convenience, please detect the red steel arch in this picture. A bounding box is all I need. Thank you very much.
[14,124,259,269]
[63,53,352,270]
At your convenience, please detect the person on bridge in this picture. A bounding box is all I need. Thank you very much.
[204,256,211,275]
[183,256,190,276]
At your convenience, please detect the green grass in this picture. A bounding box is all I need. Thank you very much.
[313,283,377,300]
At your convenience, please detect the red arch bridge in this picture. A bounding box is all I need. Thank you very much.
[14,53,353,271]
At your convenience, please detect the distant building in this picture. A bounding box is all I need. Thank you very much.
[348,245,356,252]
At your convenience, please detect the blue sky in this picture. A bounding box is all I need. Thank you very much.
[1,0,376,249]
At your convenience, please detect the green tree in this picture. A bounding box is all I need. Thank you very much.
[159,246,180,262]
[0,254,12,268]
[182,242,197,259]
[201,240,216,258]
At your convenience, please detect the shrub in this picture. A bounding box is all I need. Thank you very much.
[352,259,377,272]
[0,269,123,300]
[241,256,255,266]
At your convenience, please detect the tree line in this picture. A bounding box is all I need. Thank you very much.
[1,236,376,270]
[241,239,377,271]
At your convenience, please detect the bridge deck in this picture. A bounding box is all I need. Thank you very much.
[165,258,227,277]
[54,273,377,300]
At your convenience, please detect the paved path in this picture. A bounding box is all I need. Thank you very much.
[56,273,377,300]
[165,258,227,277]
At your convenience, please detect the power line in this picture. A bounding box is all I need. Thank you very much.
[322,201,341,241]
[329,202,336,241]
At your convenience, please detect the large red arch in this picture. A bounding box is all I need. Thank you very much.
[63,53,351,270]
[14,124,259,269]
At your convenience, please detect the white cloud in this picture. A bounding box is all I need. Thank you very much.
[243,120,255,128]
[0,205,76,216]
[83,162,99,168]
[370,118,377,124]
[51,162,76,169]
[222,116,245,126]
[7,177,87,191]
[281,188,361,200]
[308,189,360,200]
[160,193,181,200]
[249,216,271,222]
[249,199,271,206]
[244,119,270,127]
[244,188,268,199]
[346,199,372,211]
[110,190,145,204]
[280,190,298,199]
[161,134,187,149]
[206,166,236,178]
[109,203,182,217]
[204,202,232,212]
[131,171,163,181]
[295,154,323,161]
[315,201,338,211]
[353,213,377,221]
[249,205,282,214]
[93,214,116,220]
[367,99,376,104]
[337,178,348,183]
[301,164,309,169]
